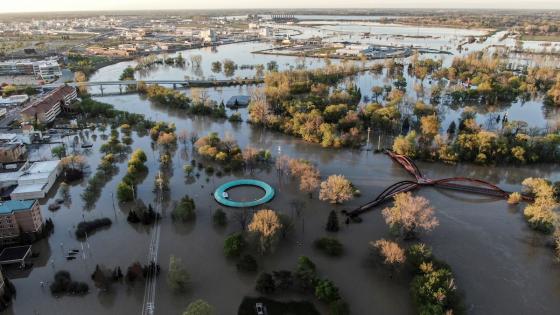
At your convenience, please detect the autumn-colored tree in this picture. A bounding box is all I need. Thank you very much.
[420,115,439,139]
[522,178,558,233]
[300,167,320,198]
[61,155,87,172]
[392,131,417,158]
[319,175,354,204]
[248,209,282,253]
[507,192,522,205]
[183,299,214,315]
[371,239,406,277]
[382,192,439,239]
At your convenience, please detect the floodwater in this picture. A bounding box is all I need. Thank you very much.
[10,21,560,315]
[6,93,560,315]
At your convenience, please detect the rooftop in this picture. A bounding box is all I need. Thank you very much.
[21,85,75,117]
[0,200,35,214]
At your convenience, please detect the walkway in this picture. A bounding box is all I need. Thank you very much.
[214,179,275,208]
[344,151,532,218]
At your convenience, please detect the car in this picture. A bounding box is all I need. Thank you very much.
[255,303,266,315]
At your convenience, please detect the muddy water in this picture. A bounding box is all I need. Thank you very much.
[6,92,559,315]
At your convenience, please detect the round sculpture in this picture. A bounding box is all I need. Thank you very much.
[214,179,275,208]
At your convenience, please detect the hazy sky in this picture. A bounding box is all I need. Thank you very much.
[1,0,559,13]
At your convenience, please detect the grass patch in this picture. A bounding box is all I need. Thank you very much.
[238,297,320,315]
[521,35,560,42]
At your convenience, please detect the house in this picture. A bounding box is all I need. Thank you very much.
[0,200,43,245]
[20,85,77,124]
[0,143,26,163]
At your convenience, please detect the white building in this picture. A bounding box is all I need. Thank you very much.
[0,160,61,200]
[0,59,62,81]
[200,29,217,43]
[0,94,29,107]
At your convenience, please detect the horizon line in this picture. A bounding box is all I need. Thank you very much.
[1,7,560,15]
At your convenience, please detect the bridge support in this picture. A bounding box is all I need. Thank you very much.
[173,83,177,90]
[119,85,123,95]
[99,85,104,96]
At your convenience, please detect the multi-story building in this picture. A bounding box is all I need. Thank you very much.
[0,200,43,245]
[0,59,62,81]
[20,85,77,124]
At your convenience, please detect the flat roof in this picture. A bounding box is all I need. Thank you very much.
[0,200,35,214]
[26,160,60,174]
[11,183,45,194]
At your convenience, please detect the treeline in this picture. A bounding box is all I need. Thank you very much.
[138,84,227,118]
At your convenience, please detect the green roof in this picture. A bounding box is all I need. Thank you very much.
[0,200,36,214]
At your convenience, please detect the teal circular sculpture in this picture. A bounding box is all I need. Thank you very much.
[214,179,275,208]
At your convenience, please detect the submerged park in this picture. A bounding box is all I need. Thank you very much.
[3,12,560,315]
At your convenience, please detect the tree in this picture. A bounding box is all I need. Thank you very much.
[371,239,406,277]
[167,255,189,292]
[325,210,340,232]
[183,164,194,176]
[315,279,340,303]
[117,182,134,202]
[51,145,66,159]
[183,299,214,315]
[248,209,282,253]
[171,196,196,222]
[319,175,354,204]
[295,256,317,292]
[382,192,439,239]
[314,237,343,256]
[522,178,558,233]
[213,209,227,226]
[392,131,417,158]
[223,233,246,258]
[255,272,275,294]
[329,299,351,315]
[236,254,258,272]
[507,192,522,204]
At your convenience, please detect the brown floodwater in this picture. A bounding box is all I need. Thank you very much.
[4,94,560,315]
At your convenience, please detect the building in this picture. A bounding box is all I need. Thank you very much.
[0,200,43,245]
[20,85,77,124]
[200,29,217,43]
[0,160,61,200]
[0,59,62,81]
[0,144,26,163]
[0,94,29,107]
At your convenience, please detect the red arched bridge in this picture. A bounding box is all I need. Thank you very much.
[343,151,531,219]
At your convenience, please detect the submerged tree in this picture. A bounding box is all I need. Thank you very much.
[183,299,214,315]
[248,209,282,253]
[326,210,340,232]
[319,175,354,204]
[167,255,189,292]
[522,178,558,234]
[371,239,406,277]
[382,192,439,239]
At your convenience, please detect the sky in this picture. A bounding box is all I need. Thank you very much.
[1,0,559,13]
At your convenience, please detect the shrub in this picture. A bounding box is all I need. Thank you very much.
[236,254,258,272]
[224,233,246,258]
[325,210,339,232]
[255,272,275,294]
[314,237,343,256]
[329,299,350,315]
[75,218,112,239]
[507,192,522,204]
[50,270,89,296]
[183,299,214,315]
[213,209,227,226]
[314,279,340,303]
[172,196,196,222]
[410,263,460,315]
